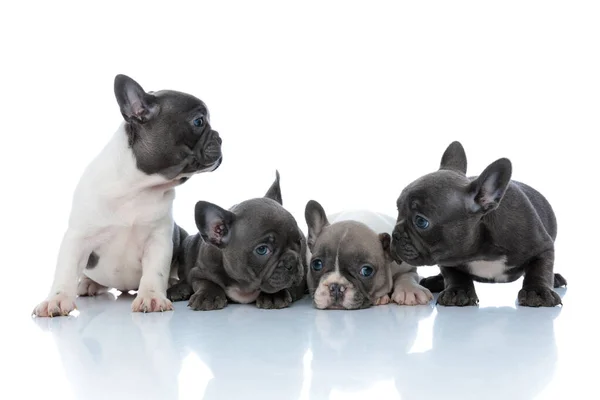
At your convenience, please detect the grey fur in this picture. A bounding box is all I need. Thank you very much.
[114,74,222,179]
[305,200,394,309]
[391,141,566,307]
[168,172,307,310]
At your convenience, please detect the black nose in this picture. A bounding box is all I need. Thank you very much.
[329,283,345,299]
[392,231,402,242]
[281,254,297,270]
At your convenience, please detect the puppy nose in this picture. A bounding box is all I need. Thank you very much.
[211,130,222,144]
[329,283,345,299]
[281,254,297,270]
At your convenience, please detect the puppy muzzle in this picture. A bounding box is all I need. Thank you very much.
[391,229,420,262]
[262,252,303,293]
[192,130,223,171]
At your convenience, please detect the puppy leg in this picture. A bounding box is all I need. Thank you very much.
[518,249,562,307]
[33,231,88,317]
[187,278,228,311]
[256,289,293,309]
[391,271,433,306]
[132,223,174,313]
[419,273,445,293]
[167,281,194,302]
[437,266,479,306]
[77,275,108,297]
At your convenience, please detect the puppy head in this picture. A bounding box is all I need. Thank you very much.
[305,200,393,310]
[195,171,305,293]
[391,141,512,266]
[114,74,222,182]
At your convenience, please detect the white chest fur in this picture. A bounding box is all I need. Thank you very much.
[467,257,509,282]
[225,286,261,304]
[74,125,177,291]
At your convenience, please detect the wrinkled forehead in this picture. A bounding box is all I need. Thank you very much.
[397,172,467,214]
[232,200,301,240]
[319,222,383,256]
[152,90,209,116]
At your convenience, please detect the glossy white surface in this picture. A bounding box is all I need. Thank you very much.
[5,266,597,400]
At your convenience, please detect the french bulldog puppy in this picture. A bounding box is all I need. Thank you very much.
[167,172,307,310]
[32,75,222,317]
[391,141,566,307]
[305,200,432,310]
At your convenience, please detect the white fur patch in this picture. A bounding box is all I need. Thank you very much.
[225,287,261,304]
[467,257,510,282]
[313,271,356,309]
[33,123,194,317]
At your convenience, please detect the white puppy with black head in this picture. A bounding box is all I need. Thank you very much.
[33,75,222,317]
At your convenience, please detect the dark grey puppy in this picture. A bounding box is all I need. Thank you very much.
[390,141,566,307]
[168,172,307,310]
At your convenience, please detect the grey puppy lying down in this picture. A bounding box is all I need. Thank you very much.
[168,172,307,310]
[305,200,432,309]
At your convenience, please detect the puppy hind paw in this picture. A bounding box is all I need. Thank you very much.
[77,277,108,297]
[419,274,445,293]
[518,286,562,307]
[553,273,567,288]
[32,293,77,317]
[437,287,479,307]
[132,292,174,313]
[256,289,293,310]
[167,282,194,302]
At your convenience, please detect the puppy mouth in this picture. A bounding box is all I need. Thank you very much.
[391,231,420,262]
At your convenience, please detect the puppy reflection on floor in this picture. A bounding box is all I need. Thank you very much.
[170,305,311,400]
[308,304,434,398]
[305,200,432,309]
[393,304,561,400]
[32,294,181,400]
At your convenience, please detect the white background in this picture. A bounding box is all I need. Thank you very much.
[1,2,599,397]
[2,1,598,286]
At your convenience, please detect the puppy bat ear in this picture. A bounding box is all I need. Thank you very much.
[468,158,512,214]
[378,233,395,262]
[439,141,467,174]
[114,74,158,123]
[305,200,330,251]
[195,201,236,248]
[264,170,282,205]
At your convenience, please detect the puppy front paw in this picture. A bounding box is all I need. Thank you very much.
[77,276,107,297]
[132,292,174,313]
[256,289,293,309]
[188,289,228,311]
[32,293,76,317]
[375,294,391,306]
[518,286,562,307]
[392,283,433,305]
[437,286,479,306]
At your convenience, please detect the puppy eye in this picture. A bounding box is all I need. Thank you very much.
[255,245,271,256]
[311,259,323,271]
[193,117,204,127]
[359,265,374,277]
[414,215,430,230]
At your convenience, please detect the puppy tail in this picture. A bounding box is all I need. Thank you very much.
[419,274,445,293]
